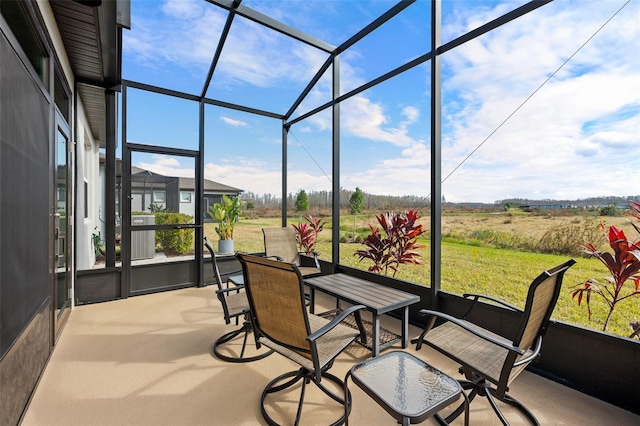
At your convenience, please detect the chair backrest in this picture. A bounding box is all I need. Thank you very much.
[513,258,576,351]
[237,253,312,357]
[203,237,225,291]
[262,227,300,265]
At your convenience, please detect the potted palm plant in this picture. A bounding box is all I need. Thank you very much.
[208,195,242,253]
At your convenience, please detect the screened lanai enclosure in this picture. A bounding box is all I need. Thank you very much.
[96,0,615,288]
[86,0,638,412]
[92,1,635,299]
[1,0,637,424]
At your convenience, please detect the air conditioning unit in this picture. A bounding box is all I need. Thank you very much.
[131,215,155,260]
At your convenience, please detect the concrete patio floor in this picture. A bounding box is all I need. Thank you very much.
[21,286,639,425]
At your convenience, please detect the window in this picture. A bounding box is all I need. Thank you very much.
[180,192,191,203]
[153,191,165,203]
[0,1,50,89]
[54,69,70,122]
[84,180,88,219]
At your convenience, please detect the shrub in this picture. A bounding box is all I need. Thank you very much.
[443,229,535,251]
[470,229,533,251]
[599,205,619,216]
[538,217,603,256]
[155,212,194,255]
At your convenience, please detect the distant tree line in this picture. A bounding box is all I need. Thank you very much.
[240,188,431,211]
[497,195,639,209]
[240,190,638,212]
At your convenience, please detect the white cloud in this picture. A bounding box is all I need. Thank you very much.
[341,95,420,147]
[203,157,330,196]
[220,116,248,127]
[402,106,420,123]
[124,1,226,71]
[161,0,203,20]
[212,22,328,88]
[138,155,194,178]
[204,158,281,195]
[436,0,640,202]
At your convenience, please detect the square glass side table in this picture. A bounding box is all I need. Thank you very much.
[345,351,468,425]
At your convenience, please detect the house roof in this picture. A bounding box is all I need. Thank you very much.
[130,165,242,194]
[179,177,243,194]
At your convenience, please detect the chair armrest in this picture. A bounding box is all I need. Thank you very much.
[223,269,243,287]
[418,309,526,356]
[216,285,245,296]
[513,336,542,366]
[459,293,522,320]
[264,255,283,261]
[307,305,366,342]
[215,286,245,325]
[299,252,320,268]
[298,251,319,258]
[462,293,522,312]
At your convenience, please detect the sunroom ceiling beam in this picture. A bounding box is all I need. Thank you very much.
[286,50,432,128]
[285,0,415,122]
[206,0,335,53]
[123,79,283,120]
[202,98,284,120]
[124,79,201,102]
[334,0,415,56]
[439,0,554,54]
[201,0,242,98]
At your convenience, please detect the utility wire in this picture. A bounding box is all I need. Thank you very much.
[288,129,333,184]
[287,1,629,199]
[441,0,630,185]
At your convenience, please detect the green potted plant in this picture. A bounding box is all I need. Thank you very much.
[208,194,242,253]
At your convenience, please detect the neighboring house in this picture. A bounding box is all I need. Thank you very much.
[178,177,244,221]
[129,166,243,220]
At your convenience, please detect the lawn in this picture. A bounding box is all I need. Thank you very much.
[204,210,639,339]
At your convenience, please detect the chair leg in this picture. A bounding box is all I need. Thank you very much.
[442,381,477,424]
[444,376,540,426]
[212,322,272,363]
[489,387,541,426]
[485,390,510,426]
[412,315,437,350]
[262,367,350,426]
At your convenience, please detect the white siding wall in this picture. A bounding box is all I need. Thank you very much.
[39,1,101,271]
[179,191,196,218]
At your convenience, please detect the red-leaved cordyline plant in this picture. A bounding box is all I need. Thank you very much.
[571,223,640,334]
[292,215,325,255]
[627,200,640,235]
[626,200,640,338]
[354,209,426,277]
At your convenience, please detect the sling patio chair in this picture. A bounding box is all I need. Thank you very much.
[414,258,576,425]
[237,253,366,426]
[262,227,321,277]
[204,237,271,363]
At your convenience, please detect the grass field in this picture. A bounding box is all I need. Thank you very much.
[205,210,639,339]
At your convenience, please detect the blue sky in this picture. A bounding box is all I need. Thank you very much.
[122,0,640,203]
